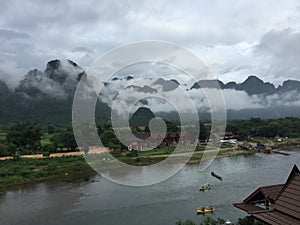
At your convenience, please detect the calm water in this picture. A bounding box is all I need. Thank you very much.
[1,150,299,225]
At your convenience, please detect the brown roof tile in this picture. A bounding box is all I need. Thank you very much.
[273,173,300,220]
[243,184,284,203]
[253,211,300,225]
[234,165,300,225]
[233,203,267,214]
[261,184,285,201]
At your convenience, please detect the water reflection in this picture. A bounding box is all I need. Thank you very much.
[0,150,299,225]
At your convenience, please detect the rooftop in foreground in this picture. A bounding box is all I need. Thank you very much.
[234,165,300,225]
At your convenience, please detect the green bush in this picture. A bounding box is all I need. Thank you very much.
[0,156,94,188]
[237,216,266,225]
[176,220,196,225]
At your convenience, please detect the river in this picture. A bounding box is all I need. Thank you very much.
[1,150,299,225]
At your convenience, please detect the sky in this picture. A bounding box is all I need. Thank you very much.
[1,0,300,88]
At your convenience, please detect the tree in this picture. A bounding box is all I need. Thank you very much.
[129,107,155,127]
[42,143,56,153]
[100,130,116,147]
[199,122,209,141]
[47,124,56,134]
[6,122,42,151]
[42,152,51,157]
[175,217,225,225]
[176,220,196,225]
[199,217,225,225]
[50,128,78,151]
[165,120,179,132]
[0,142,17,156]
[100,130,126,151]
[237,216,266,225]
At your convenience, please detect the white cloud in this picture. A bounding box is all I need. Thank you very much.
[0,0,300,88]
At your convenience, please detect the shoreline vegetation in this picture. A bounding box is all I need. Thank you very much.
[1,139,299,192]
[1,117,300,192]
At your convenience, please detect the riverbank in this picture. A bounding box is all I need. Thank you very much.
[2,138,299,191]
[0,155,96,192]
[0,148,252,191]
[2,150,299,225]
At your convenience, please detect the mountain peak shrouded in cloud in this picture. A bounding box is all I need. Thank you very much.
[0,80,11,99]
[45,59,85,84]
[2,60,300,99]
[191,80,225,90]
[15,59,85,100]
[278,80,300,93]
[239,75,276,95]
[1,59,300,124]
[191,75,276,95]
[130,107,155,127]
[152,78,179,92]
[1,1,300,91]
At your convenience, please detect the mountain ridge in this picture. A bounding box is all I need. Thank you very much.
[1,59,300,124]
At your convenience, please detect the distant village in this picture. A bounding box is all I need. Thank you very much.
[127,129,291,152]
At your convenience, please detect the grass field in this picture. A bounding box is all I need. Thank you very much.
[0,155,94,190]
[40,133,54,146]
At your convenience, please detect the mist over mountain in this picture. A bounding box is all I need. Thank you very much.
[191,75,277,95]
[0,59,110,124]
[1,59,300,124]
[129,107,155,127]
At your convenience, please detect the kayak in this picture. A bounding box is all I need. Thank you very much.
[199,183,210,191]
[196,207,215,214]
[199,186,206,191]
[211,172,223,181]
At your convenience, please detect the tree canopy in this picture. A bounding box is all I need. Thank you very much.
[6,122,42,150]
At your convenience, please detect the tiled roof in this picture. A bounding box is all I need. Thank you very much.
[253,211,300,225]
[233,203,267,214]
[261,184,285,201]
[243,184,284,203]
[234,165,300,225]
[272,173,300,220]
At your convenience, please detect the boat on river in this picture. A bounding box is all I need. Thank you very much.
[211,172,223,181]
[199,183,210,191]
[196,207,215,214]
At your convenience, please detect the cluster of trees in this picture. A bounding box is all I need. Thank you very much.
[175,216,266,225]
[226,117,300,140]
[1,117,300,157]
[0,121,135,157]
[98,127,127,152]
[0,122,77,156]
[0,122,43,156]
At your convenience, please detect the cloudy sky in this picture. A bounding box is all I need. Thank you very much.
[1,0,300,88]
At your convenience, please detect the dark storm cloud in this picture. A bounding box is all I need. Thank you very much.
[254,29,300,80]
[0,0,300,88]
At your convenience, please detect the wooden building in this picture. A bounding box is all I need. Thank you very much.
[128,131,192,151]
[234,165,300,225]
